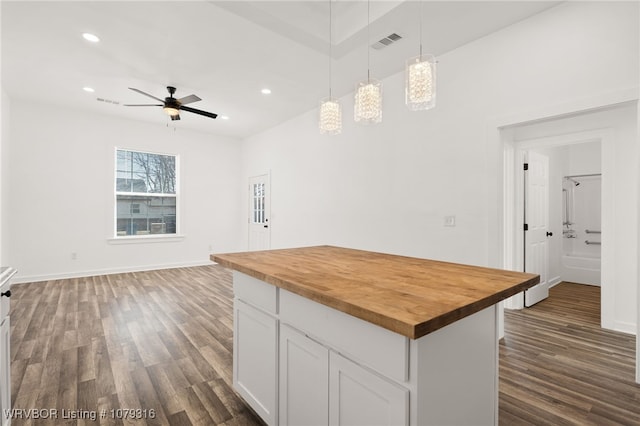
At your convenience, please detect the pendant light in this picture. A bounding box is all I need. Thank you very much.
[405,0,436,111]
[319,0,342,135]
[354,0,382,124]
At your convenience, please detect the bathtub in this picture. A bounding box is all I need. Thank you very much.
[561,253,601,286]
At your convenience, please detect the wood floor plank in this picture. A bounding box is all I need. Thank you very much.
[9,268,639,426]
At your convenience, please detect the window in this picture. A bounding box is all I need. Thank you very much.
[115,149,178,237]
[252,182,266,224]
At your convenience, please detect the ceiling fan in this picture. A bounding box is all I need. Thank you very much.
[124,86,218,121]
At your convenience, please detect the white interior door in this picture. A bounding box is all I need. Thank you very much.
[524,151,550,307]
[248,174,271,251]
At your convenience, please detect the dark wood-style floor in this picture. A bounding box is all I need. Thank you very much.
[8,265,639,425]
[500,283,640,425]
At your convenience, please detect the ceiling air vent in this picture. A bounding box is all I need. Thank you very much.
[96,98,120,105]
[371,33,403,50]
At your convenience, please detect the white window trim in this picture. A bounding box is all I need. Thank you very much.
[114,147,181,239]
[107,234,185,244]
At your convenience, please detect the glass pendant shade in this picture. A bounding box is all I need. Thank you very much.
[405,54,436,111]
[319,97,342,135]
[354,78,382,124]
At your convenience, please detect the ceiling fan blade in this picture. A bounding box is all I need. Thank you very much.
[123,104,163,107]
[177,94,201,105]
[129,87,164,103]
[180,105,218,119]
[170,114,181,121]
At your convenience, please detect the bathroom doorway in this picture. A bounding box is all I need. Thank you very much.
[503,121,611,314]
[503,101,638,336]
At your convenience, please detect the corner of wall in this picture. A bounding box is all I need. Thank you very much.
[0,88,9,267]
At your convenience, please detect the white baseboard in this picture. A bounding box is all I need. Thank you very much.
[12,260,215,284]
[612,320,637,336]
[548,276,562,288]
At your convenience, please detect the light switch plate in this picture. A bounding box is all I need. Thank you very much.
[444,215,456,227]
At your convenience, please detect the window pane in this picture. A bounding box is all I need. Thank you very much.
[116,195,176,236]
[252,182,266,224]
[116,150,176,194]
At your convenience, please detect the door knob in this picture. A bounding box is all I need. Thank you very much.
[1,290,10,298]
[546,232,553,237]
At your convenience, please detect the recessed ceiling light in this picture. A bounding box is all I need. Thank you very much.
[219,115,229,120]
[83,87,95,93]
[82,33,100,43]
[261,88,272,95]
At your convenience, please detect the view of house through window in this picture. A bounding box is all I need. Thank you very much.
[115,149,177,237]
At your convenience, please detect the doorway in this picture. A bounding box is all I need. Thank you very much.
[503,124,611,313]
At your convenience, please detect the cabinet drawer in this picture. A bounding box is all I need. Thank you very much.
[279,289,408,383]
[233,271,278,315]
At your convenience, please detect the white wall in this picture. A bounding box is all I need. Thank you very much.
[4,100,243,282]
[240,1,639,330]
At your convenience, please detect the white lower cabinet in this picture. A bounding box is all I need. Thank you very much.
[279,324,408,426]
[329,351,409,426]
[279,325,329,425]
[234,299,278,425]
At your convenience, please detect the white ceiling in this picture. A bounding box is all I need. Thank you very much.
[1,1,561,139]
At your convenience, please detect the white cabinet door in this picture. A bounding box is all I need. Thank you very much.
[279,325,329,426]
[0,317,10,426]
[329,352,408,426]
[234,300,278,425]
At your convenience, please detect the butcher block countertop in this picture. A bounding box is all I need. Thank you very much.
[211,246,539,339]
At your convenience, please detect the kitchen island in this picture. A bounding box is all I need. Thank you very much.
[211,246,538,426]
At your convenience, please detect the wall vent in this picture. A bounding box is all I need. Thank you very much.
[96,97,120,105]
[371,33,403,50]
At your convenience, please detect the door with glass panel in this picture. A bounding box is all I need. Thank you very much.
[248,174,270,251]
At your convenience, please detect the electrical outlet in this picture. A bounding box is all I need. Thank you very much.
[208,245,213,252]
[444,215,456,227]
[71,252,77,260]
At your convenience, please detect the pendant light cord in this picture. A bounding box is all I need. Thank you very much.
[419,0,423,58]
[328,0,332,98]
[367,0,371,82]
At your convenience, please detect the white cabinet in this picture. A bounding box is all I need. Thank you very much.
[234,299,278,425]
[279,325,407,426]
[0,267,15,426]
[279,325,329,426]
[329,351,409,426]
